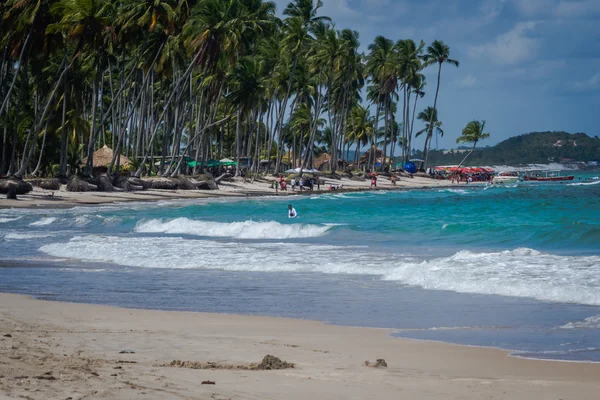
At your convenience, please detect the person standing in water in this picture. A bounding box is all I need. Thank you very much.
[288,204,297,218]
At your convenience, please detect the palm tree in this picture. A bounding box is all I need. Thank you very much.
[421,40,458,169]
[455,120,490,168]
[415,106,443,169]
[366,35,396,171]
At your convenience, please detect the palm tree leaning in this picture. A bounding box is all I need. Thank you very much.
[415,106,443,160]
[421,40,458,171]
[455,120,490,168]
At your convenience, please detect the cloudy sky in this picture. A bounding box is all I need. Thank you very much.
[272,0,600,149]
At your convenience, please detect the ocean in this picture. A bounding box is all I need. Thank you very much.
[1,175,599,362]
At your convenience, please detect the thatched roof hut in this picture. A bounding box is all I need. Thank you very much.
[359,146,391,166]
[313,153,331,171]
[81,145,130,168]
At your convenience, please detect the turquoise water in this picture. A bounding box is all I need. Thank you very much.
[1,175,599,361]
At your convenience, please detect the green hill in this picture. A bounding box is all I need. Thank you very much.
[416,131,600,166]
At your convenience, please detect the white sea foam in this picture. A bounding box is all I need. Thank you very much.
[382,248,600,306]
[74,216,91,226]
[0,216,22,223]
[560,315,600,330]
[29,217,57,226]
[38,236,600,306]
[134,218,332,239]
[5,232,54,240]
[568,181,600,186]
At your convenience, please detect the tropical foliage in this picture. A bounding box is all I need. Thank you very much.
[0,0,461,179]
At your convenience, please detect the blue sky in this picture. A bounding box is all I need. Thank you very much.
[272,0,600,150]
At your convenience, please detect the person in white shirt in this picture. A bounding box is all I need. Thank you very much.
[288,204,297,218]
[291,178,296,191]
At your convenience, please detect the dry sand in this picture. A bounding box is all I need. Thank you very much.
[1,293,598,400]
[0,175,453,209]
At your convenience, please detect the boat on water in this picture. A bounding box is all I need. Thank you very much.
[521,171,574,182]
[494,171,519,184]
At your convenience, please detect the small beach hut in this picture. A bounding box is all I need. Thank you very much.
[81,145,130,175]
[313,153,331,171]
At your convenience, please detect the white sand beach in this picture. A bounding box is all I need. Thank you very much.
[1,293,599,400]
[0,175,454,209]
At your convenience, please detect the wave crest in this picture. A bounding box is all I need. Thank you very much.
[134,218,331,239]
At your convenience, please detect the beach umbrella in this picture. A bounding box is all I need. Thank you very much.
[404,162,417,174]
[285,168,301,173]
[220,158,234,163]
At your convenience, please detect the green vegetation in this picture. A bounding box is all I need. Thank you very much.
[416,131,600,166]
[0,0,465,179]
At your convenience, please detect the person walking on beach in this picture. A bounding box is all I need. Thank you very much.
[288,204,297,218]
[291,177,296,191]
[370,174,377,188]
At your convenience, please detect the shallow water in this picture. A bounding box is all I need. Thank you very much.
[1,174,599,361]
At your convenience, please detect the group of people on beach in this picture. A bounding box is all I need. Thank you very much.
[273,175,320,193]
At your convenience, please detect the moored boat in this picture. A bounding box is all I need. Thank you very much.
[494,171,519,184]
[521,171,574,182]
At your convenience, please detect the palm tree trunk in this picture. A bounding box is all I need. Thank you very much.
[1,98,8,174]
[235,107,242,176]
[7,64,26,176]
[15,57,69,178]
[424,63,442,170]
[456,142,478,169]
[58,57,69,178]
[83,64,102,176]
[0,30,31,119]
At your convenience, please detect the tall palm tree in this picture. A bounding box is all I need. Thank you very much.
[421,40,458,169]
[455,120,490,168]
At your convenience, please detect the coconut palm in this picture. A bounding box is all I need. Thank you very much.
[421,40,458,169]
[455,120,490,168]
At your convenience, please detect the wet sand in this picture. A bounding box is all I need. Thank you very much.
[1,293,599,400]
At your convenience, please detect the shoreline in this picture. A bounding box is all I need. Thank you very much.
[0,175,458,209]
[1,293,599,399]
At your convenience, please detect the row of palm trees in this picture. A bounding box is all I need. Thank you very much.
[0,0,464,180]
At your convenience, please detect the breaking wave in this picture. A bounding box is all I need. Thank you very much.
[560,315,600,330]
[29,217,57,226]
[38,237,600,306]
[134,218,332,239]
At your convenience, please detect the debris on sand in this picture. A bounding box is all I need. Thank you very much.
[3,334,12,338]
[256,355,295,370]
[201,380,216,385]
[364,358,387,368]
[158,355,295,371]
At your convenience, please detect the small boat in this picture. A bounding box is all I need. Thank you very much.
[494,171,519,184]
[521,171,575,182]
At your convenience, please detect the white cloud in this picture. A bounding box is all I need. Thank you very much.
[456,74,478,88]
[574,73,600,91]
[468,21,539,65]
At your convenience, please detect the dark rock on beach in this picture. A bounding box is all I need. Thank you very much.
[26,178,61,190]
[0,178,33,195]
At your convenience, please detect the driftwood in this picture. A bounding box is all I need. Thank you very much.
[172,176,197,190]
[95,174,115,192]
[66,176,97,192]
[196,180,218,190]
[27,178,61,190]
[150,178,178,190]
[0,178,33,195]
[215,173,232,184]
